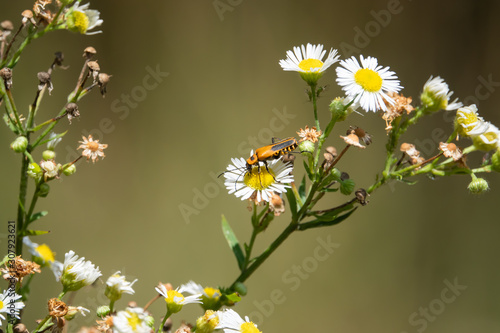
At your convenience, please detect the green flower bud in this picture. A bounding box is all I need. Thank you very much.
[491,150,500,173]
[38,183,50,197]
[62,164,77,176]
[233,282,247,296]
[298,140,315,155]
[96,305,110,318]
[28,163,42,179]
[329,98,349,122]
[467,175,489,194]
[340,179,355,195]
[10,136,28,153]
[42,150,56,161]
[330,167,342,180]
[145,315,155,328]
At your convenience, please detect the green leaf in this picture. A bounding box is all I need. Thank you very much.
[320,187,339,193]
[397,178,418,185]
[3,113,20,134]
[29,211,48,222]
[298,208,357,231]
[224,292,242,303]
[285,187,298,216]
[221,215,245,271]
[298,175,307,202]
[24,229,50,236]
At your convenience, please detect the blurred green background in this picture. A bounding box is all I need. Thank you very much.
[2,0,500,332]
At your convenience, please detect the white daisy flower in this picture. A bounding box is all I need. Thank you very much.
[336,55,402,112]
[0,289,25,325]
[421,76,462,111]
[113,307,151,333]
[65,2,103,35]
[279,43,340,85]
[455,104,489,137]
[471,122,500,151]
[216,309,262,333]
[223,155,294,203]
[155,284,202,314]
[179,281,221,310]
[105,271,137,301]
[23,237,63,281]
[60,250,102,292]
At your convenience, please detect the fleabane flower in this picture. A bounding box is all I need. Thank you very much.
[0,289,25,325]
[421,76,462,112]
[23,237,63,280]
[216,309,262,333]
[336,55,402,112]
[179,281,221,310]
[78,135,108,163]
[223,155,294,203]
[455,104,489,137]
[155,284,202,314]
[196,310,219,333]
[60,250,102,292]
[65,2,103,35]
[471,122,500,151]
[105,271,137,302]
[279,43,340,85]
[113,307,152,333]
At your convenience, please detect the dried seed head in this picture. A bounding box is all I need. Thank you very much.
[83,46,97,59]
[98,73,111,97]
[48,298,68,318]
[127,301,138,308]
[66,103,80,124]
[13,323,29,333]
[87,60,100,72]
[326,146,337,158]
[439,142,463,161]
[21,10,33,19]
[355,188,369,206]
[348,126,372,145]
[1,20,14,31]
[340,172,350,181]
[1,67,13,89]
[54,51,64,66]
[340,134,365,149]
[269,192,285,216]
[37,71,53,94]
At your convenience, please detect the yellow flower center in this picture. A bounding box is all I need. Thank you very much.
[483,131,498,143]
[204,287,220,299]
[298,58,323,72]
[0,300,4,310]
[72,11,89,34]
[240,322,262,333]
[354,68,383,92]
[166,290,184,304]
[127,312,140,331]
[243,166,275,190]
[37,244,55,263]
[457,111,478,130]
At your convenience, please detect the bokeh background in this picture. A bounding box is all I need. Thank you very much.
[2,0,500,332]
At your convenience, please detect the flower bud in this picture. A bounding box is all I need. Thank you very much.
[42,150,56,160]
[38,183,50,197]
[28,162,42,179]
[96,305,110,318]
[10,136,28,152]
[329,98,349,121]
[491,150,500,173]
[196,310,219,333]
[340,178,355,195]
[298,140,315,155]
[233,282,247,296]
[145,315,155,328]
[467,175,489,194]
[62,164,76,176]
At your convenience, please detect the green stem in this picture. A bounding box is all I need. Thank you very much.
[15,155,29,256]
[1,82,24,134]
[157,310,172,333]
[309,83,320,132]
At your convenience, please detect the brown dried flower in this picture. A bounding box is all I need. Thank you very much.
[297,125,322,143]
[48,298,68,318]
[78,135,108,163]
[382,92,414,131]
[340,134,365,149]
[439,142,463,161]
[1,256,41,283]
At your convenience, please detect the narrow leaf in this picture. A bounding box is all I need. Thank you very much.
[36,130,68,147]
[24,229,50,236]
[285,187,297,216]
[221,215,245,271]
[298,175,307,202]
[303,160,313,180]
